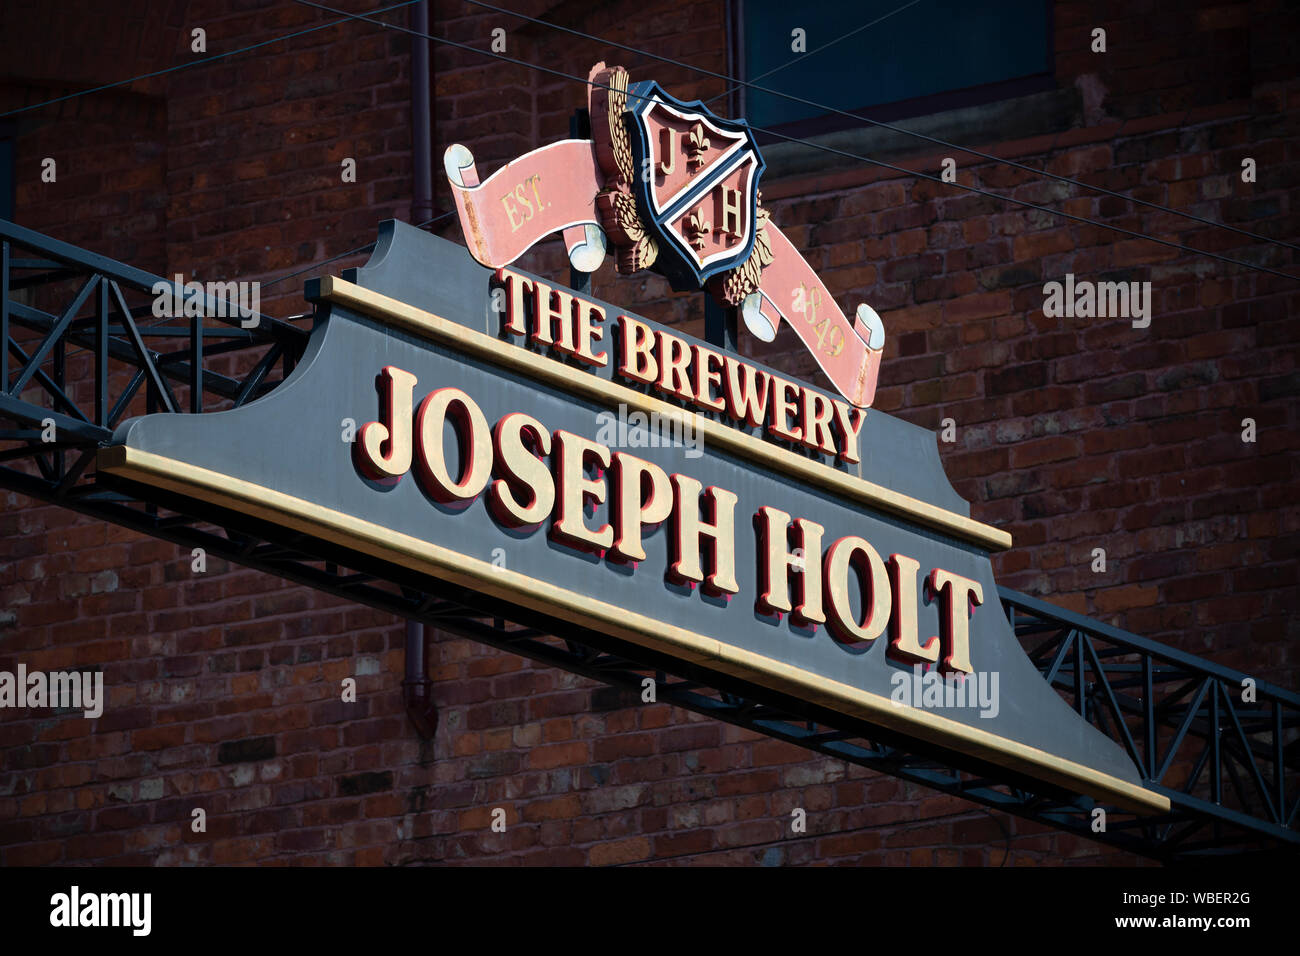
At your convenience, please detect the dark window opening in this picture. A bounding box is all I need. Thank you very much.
[738,0,1054,138]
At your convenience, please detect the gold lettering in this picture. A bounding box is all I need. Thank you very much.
[756,506,825,625]
[797,284,821,324]
[495,267,533,337]
[723,357,770,427]
[824,536,891,644]
[692,345,728,412]
[413,387,492,503]
[618,315,658,384]
[832,400,867,464]
[716,185,743,239]
[489,412,554,526]
[767,376,803,443]
[514,182,533,221]
[531,280,576,352]
[930,568,982,675]
[887,553,938,664]
[800,389,837,455]
[572,298,609,367]
[655,330,693,401]
[658,127,677,176]
[501,192,525,232]
[610,453,673,563]
[550,430,613,553]
[670,475,739,595]
[355,366,418,481]
[823,324,844,358]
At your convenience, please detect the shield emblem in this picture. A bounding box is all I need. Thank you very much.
[623,82,766,290]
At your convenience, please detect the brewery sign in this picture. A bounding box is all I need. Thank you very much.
[98,65,1167,814]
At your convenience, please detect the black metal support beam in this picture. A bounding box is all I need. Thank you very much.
[0,219,308,472]
[1000,589,1299,853]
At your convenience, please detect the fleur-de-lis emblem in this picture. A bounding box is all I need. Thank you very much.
[686,122,710,169]
[686,208,711,250]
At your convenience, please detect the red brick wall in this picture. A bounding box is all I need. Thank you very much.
[1,0,1296,865]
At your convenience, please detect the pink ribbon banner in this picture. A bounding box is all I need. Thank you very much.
[746,224,884,408]
[444,140,604,270]
[444,140,883,408]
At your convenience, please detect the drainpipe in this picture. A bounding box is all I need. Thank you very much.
[404,620,437,738]
[411,0,434,226]
[405,2,435,737]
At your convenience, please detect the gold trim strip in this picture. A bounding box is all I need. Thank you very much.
[98,445,1166,814]
[314,276,1013,552]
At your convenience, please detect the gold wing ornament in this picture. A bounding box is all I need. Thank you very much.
[590,62,659,274]
[709,198,774,307]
